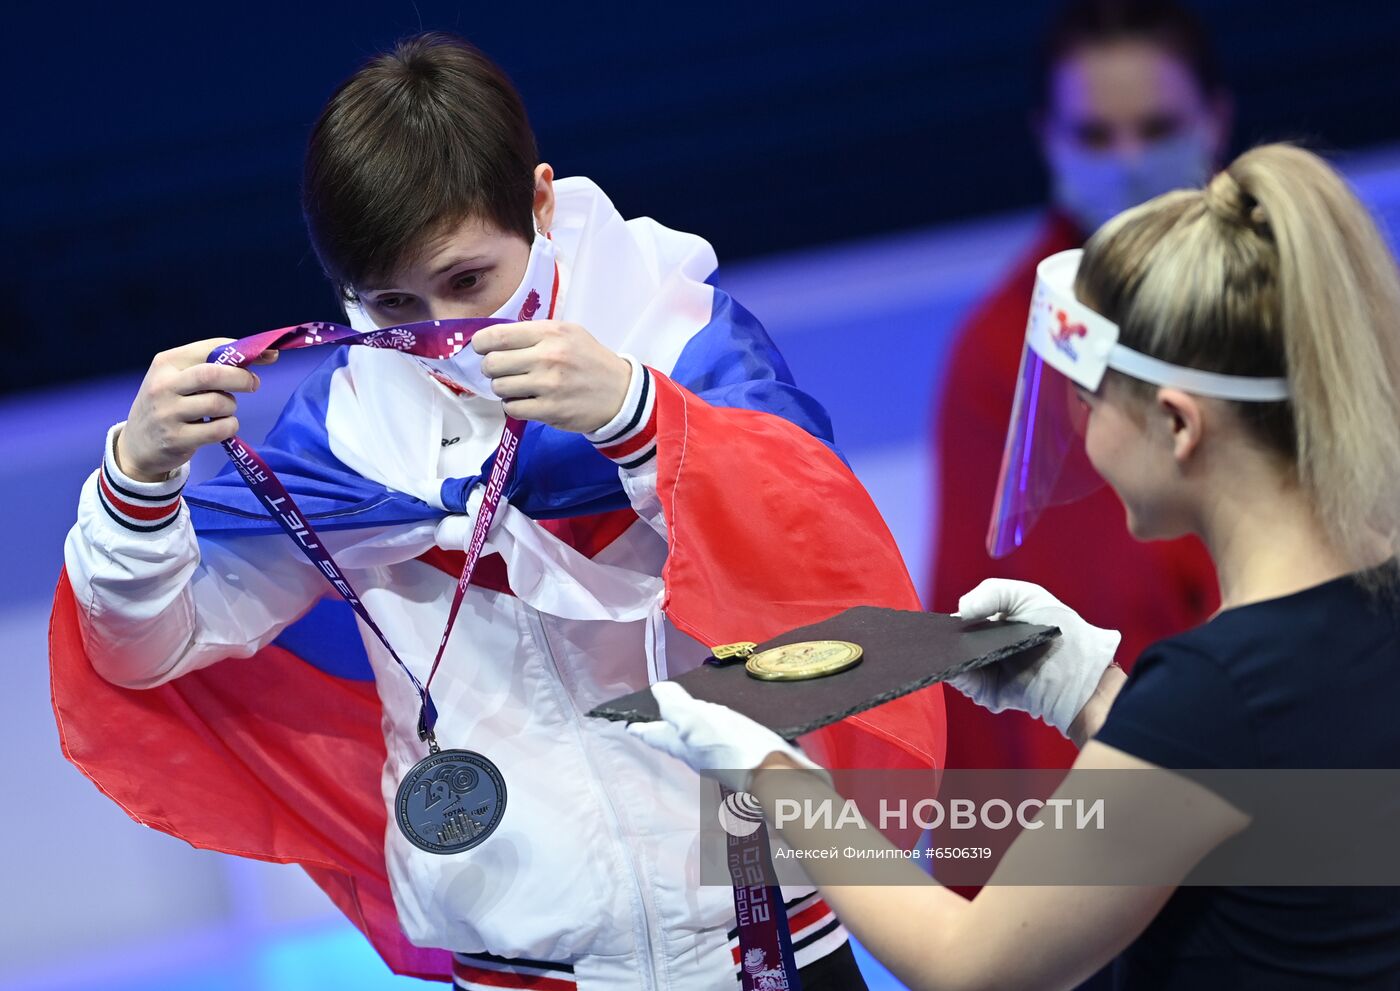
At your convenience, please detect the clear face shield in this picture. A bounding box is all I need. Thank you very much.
[986,249,1292,559]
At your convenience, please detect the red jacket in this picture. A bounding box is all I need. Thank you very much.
[928,212,1218,770]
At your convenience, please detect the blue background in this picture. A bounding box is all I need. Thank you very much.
[4,2,1400,988]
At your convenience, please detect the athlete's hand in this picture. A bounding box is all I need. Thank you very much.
[472,320,631,433]
[115,339,277,483]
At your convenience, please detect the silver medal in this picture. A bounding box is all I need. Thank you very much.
[395,749,506,854]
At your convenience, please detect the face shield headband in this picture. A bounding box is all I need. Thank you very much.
[985,248,1292,559]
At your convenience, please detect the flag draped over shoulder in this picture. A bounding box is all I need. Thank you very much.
[49,177,944,982]
[651,371,944,772]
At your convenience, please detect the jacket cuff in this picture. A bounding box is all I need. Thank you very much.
[586,355,657,470]
[97,423,189,533]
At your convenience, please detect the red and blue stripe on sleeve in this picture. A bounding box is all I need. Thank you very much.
[586,356,657,470]
[96,424,187,533]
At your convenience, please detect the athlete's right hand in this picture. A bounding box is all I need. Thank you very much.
[115,338,277,483]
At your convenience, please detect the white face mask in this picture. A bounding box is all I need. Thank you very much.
[344,232,557,396]
[481,231,557,325]
[1048,127,1213,235]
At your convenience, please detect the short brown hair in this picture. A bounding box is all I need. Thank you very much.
[302,32,538,297]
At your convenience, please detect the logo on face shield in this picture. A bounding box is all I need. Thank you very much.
[1050,307,1089,360]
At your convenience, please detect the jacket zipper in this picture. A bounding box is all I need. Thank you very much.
[526,606,664,989]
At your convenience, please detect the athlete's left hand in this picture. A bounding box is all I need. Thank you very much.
[627,682,828,792]
[472,320,631,433]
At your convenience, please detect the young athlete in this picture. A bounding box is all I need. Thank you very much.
[634,143,1400,988]
[50,32,945,991]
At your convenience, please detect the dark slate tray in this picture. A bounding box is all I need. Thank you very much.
[588,605,1059,740]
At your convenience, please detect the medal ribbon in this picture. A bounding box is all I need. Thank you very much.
[206,317,519,748]
[722,784,802,990]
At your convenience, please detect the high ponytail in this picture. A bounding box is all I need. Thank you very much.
[1077,143,1400,577]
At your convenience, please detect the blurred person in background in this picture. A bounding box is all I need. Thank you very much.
[930,0,1233,774]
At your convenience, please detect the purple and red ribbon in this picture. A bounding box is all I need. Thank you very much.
[207,317,514,744]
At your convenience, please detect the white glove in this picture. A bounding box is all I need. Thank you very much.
[627,681,826,793]
[948,579,1121,737]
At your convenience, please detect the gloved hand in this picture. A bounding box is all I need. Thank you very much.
[627,681,827,793]
[949,579,1121,737]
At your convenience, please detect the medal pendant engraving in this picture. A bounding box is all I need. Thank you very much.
[395,749,507,854]
[744,640,864,681]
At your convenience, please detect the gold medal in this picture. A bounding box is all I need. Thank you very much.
[744,640,864,681]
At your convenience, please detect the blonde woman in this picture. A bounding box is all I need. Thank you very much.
[632,143,1400,989]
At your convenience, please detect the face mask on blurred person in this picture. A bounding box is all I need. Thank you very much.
[1049,128,1213,235]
